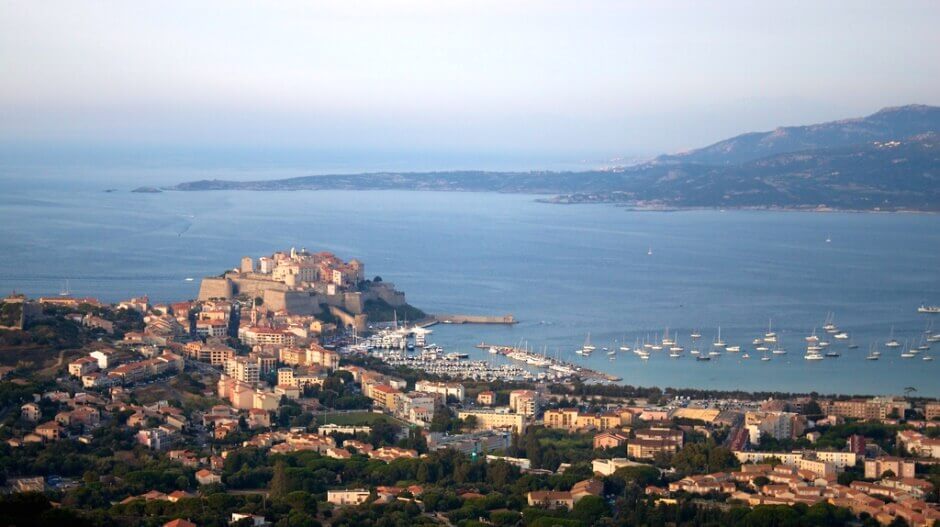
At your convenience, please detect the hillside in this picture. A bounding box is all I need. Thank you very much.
[172,105,940,211]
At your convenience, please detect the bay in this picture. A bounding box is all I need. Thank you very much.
[1,184,938,396]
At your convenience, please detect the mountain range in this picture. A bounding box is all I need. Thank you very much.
[173,105,940,211]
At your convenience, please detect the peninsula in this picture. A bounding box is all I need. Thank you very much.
[172,105,940,212]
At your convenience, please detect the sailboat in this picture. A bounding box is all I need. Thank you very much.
[885,326,901,348]
[619,336,631,352]
[690,329,702,339]
[866,344,879,360]
[59,279,71,297]
[647,246,653,256]
[823,312,838,333]
[661,328,674,346]
[764,318,777,343]
[826,234,831,243]
[772,343,787,355]
[581,333,596,354]
[713,326,726,348]
[726,345,741,352]
[900,340,916,358]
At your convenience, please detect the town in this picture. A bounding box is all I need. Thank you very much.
[0,249,938,527]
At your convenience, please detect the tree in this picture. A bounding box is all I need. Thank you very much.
[802,399,823,416]
[270,461,291,499]
[572,495,609,524]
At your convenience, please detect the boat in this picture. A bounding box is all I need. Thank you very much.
[761,355,771,361]
[690,348,701,355]
[818,341,830,348]
[661,328,674,346]
[696,355,711,361]
[647,246,653,256]
[772,346,787,355]
[825,351,840,358]
[708,350,721,357]
[826,234,831,243]
[918,305,940,314]
[619,337,631,352]
[488,347,500,355]
[726,345,741,353]
[885,326,901,348]
[755,345,769,352]
[713,326,726,348]
[805,328,819,343]
[924,355,934,361]
[581,333,596,354]
[929,334,940,343]
[752,338,763,345]
[823,312,838,333]
[607,350,616,356]
[669,351,681,358]
[847,341,859,349]
[690,330,701,339]
[184,277,194,282]
[805,353,825,361]
[741,353,750,359]
[764,319,777,342]
[834,332,849,340]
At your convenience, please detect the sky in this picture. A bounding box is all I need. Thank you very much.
[1,0,940,171]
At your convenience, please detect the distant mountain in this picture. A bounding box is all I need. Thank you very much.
[172,105,940,211]
[657,104,940,165]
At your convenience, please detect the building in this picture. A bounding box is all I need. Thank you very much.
[627,438,680,460]
[527,479,602,510]
[897,430,940,458]
[225,357,261,384]
[477,391,495,406]
[592,457,654,476]
[744,411,806,443]
[68,357,99,377]
[195,469,222,486]
[90,349,117,369]
[509,390,539,416]
[865,457,916,479]
[306,344,340,371]
[238,326,296,347]
[635,428,684,447]
[822,397,910,421]
[457,408,526,434]
[20,402,41,422]
[415,380,466,402]
[327,489,371,506]
[926,402,940,421]
[594,430,630,450]
[428,431,512,455]
[368,384,401,411]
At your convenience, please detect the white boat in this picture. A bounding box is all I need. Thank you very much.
[690,349,701,355]
[764,318,776,341]
[619,336,631,352]
[924,355,934,361]
[819,341,830,348]
[726,345,741,353]
[661,328,674,346]
[581,333,596,353]
[761,355,771,362]
[647,246,653,256]
[669,352,681,358]
[708,350,721,357]
[823,312,838,333]
[918,305,940,314]
[885,326,901,348]
[772,346,787,355]
[755,346,769,352]
[184,277,194,282]
[834,332,849,340]
[741,353,750,359]
[690,330,701,339]
[805,353,825,361]
[488,347,499,355]
[696,355,711,361]
[713,326,726,348]
[752,338,763,345]
[805,328,819,343]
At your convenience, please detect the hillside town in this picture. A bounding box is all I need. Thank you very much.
[0,250,938,527]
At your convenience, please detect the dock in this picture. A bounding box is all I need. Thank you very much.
[475,342,622,383]
[426,314,517,326]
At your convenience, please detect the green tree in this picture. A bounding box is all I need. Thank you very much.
[270,461,291,499]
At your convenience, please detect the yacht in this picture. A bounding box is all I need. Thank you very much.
[755,345,769,352]
[741,353,750,359]
[647,246,653,256]
[772,346,787,355]
[823,312,838,333]
[581,333,596,354]
[696,355,711,361]
[669,351,682,358]
[885,326,901,348]
[708,349,721,357]
[690,348,701,355]
[923,355,934,361]
[726,345,741,353]
[847,341,859,350]
[713,326,726,348]
[834,332,849,340]
[488,347,500,355]
[918,305,940,314]
[690,330,702,339]
[825,350,840,358]
[761,355,771,362]
[661,328,675,347]
[619,337,631,352]
[752,338,763,346]
[819,341,830,348]
[805,328,820,343]
[805,353,825,361]
[764,319,777,342]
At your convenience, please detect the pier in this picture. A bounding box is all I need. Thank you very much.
[427,314,517,325]
[475,342,622,383]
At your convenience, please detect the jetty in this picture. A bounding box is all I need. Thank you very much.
[426,314,516,326]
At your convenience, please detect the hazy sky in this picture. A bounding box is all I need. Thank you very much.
[2,0,939,166]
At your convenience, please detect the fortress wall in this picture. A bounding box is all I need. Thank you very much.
[327,305,367,332]
[198,278,235,301]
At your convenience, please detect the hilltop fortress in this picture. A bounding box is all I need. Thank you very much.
[198,248,410,329]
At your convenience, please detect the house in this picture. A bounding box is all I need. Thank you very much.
[195,469,222,486]
[230,513,267,526]
[20,402,40,422]
[34,421,64,441]
[327,488,371,506]
[594,430,630,450]
[527,490,575,510]
[477,391,495,405]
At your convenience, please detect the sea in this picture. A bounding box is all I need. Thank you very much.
[1,165,939,397]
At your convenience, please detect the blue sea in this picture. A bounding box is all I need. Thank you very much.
[1,169,938,396]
